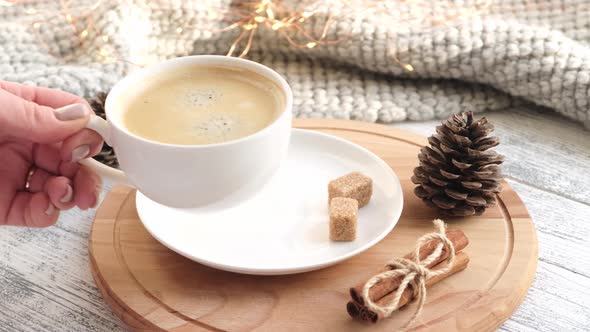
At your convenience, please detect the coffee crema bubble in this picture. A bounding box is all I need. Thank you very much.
[184,88,223,108]
[122,66,284,145]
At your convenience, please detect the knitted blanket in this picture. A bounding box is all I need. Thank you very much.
[1,0,589,127]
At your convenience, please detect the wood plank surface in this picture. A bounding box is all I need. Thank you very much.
[0,106,587,331]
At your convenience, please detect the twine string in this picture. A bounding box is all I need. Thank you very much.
[361,219,456,330]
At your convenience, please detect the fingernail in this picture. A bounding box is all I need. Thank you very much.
[45,203,56,216]
[71,145,90,162]
[60,184,73,203]
[54,104,89,121]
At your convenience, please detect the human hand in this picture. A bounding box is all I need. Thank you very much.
[0,81,104,227]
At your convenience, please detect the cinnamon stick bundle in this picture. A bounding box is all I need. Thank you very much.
[347,252,470,323]
[349,230,469,305]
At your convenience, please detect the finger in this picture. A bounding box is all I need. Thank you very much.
[0,89,91,143]
[74,165,102,210]
[60,129,104,162]
[28,168,75,209]
[35,142,104,177]
[45,176,75,210]
[26,167,53,193]
[4,191,58,227]
[0,81,88,109]
[32,144,62,174]
[59,161,80,179]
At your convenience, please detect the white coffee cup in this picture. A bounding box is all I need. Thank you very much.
[81,55,293,208]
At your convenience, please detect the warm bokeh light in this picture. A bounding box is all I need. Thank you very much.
[6,0,494,71]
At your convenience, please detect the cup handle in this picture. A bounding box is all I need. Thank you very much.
[79,115,133,186]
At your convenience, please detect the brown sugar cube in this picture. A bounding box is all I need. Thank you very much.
[328,172,373,207]
[329,197,358,241]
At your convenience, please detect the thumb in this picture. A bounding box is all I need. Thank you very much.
[1,90,91,143]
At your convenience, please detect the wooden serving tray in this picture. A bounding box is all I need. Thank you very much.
[89,119,538,331]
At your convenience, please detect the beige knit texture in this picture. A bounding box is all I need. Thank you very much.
[1,0,589,125]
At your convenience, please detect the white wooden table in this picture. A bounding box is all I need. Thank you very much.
[0,106,588,331]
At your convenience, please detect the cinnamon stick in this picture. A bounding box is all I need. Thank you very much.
[347,251,470,323]
[350,230,468,304]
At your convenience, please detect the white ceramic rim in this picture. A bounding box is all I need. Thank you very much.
[138,129,404,275]
[103,55,293,149]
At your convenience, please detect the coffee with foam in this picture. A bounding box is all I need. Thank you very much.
[122,66,285,145]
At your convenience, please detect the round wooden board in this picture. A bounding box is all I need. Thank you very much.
[89,119,538,332]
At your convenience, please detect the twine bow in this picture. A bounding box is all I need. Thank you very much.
[361,219,456,330]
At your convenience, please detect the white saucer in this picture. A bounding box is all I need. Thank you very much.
[137,129,403,275]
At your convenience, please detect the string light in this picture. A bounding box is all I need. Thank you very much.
[8,0,495,70]
[15,0,125,64]
[218,0,350,57]
[10,0,352,63]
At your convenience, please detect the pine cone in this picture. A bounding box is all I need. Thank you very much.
[411,112,504,217]
[87,92,119,168]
